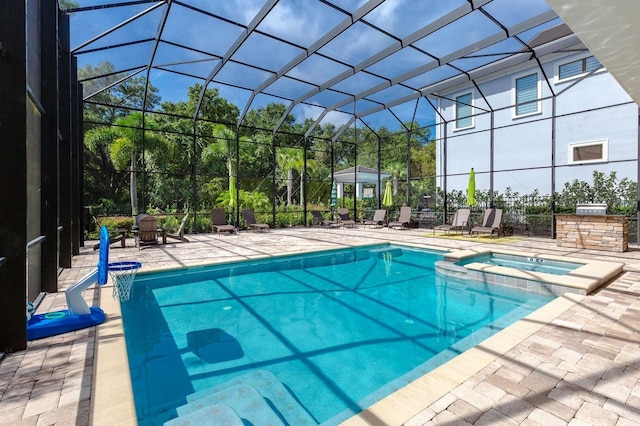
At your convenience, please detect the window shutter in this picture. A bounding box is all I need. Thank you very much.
[559,56,602,80]
[585,56,602,72]
[559,61,582,80]
[516,74,538,115]
[455,93,472,128]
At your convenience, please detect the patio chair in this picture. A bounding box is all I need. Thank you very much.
[470,208,503,237]
[135,214,159,249]
[311,210,337,227]
[165,213,190,243]
[363,209,387,228]
[433,208,470,236]
[337,208,357,228]
[211,208,238,236]
[242,209,270,232]
[388,206,412,229]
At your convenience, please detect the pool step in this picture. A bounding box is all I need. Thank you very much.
[164,403,244,425]
[167,384,285,425]
[166,370,317,425]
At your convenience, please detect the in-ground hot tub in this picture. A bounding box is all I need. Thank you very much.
[456,252,581,275]
[436,248,624,295]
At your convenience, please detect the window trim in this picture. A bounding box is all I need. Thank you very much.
[568,139,608,165]
[511,71,541,119]
[555,54,604,83]
[453,91,474,131]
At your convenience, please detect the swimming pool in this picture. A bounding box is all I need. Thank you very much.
[120,244,554,425]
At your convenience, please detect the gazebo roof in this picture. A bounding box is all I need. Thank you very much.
[332,166,389,183]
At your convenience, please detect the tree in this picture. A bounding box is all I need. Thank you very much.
[276,148,299,206]
[276,147,318,206]
[83,126,127,212]
[555,171,638,213]
[201,124,253,211]
[81,61,163,213]
[108,113,166,215]
[79,61,160,125]
[384,162,407,195]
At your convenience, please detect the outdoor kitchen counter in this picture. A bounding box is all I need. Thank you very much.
[556,214,629,252]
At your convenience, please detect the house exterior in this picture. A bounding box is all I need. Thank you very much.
[434,25,638,197]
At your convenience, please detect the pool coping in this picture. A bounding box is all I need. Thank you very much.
[341,293,581,425]
[127,241,451,280]
[89,243,583,426]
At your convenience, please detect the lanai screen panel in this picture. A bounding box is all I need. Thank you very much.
[67,0,562,132]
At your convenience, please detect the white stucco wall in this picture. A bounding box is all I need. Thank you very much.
[435,51,638,196]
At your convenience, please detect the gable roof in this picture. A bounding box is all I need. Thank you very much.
[333,166,390,183]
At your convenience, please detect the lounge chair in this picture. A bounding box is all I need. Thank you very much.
[363,209,386,228]
[388,206,412,229]
[135,214,159,248]
[242,209,270,232]
[337,208,357,228]
[165,213,190,243]
[211,208,238,236]
[433,208,470,235]
[311,210,337,227]
[470,208,503,237]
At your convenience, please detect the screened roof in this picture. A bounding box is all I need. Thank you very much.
[67,0,583,135]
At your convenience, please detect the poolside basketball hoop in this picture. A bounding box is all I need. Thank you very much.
[108,261,142,302]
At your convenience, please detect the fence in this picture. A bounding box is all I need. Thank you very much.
[92,195,639,243]
[440,195,638,241]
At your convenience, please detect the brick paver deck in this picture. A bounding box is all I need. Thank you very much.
[2,227,640,425]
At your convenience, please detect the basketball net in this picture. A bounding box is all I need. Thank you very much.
[108,262,141,302]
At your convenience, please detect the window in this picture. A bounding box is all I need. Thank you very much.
[454,92,473,129]
[514,73,539,116]
[568,140,608,164]
[558,55,603,81]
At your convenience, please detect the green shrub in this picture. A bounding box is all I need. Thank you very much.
[95,216,134,232]
[194,212,212,232]
[157,215,179,231]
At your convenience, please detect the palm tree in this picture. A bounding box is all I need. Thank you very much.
[202,124,238,210]
[276,148,300,206]
[384,162,407,195]
[276,148,318,206]
[98,113,165,215]
[299,157,317,207]
[83,126,122,205]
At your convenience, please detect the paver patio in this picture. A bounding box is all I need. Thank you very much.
[2,227,640,425]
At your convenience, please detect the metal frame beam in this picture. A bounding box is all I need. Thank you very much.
[0,0,28,352]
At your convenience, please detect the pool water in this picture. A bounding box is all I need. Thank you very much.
[121,244,554,425]
[457,253,581,275]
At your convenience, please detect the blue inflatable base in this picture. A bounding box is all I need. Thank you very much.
[27,306,106,340]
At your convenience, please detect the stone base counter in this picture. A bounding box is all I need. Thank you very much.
[556,214,629,252]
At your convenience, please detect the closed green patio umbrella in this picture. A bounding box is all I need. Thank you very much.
[330,180,337,217]
[229,176,237,209]
[382,181,393,207]
[382,181,393,223]
[467,168,476,207]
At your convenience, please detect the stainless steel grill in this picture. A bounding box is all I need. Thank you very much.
[576,203,607,215]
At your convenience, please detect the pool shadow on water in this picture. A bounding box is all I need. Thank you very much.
[186,328,244,364]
